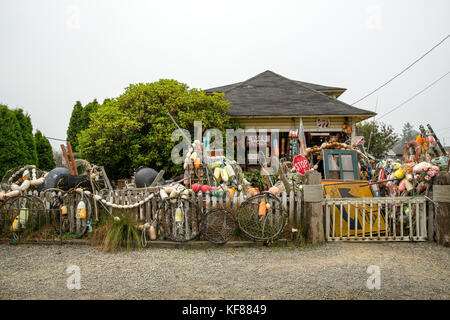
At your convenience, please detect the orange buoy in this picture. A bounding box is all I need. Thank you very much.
[258,201,266,216]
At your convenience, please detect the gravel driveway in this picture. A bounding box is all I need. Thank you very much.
[0,242,449,300]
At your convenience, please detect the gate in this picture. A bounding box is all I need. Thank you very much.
[324,196,429,241]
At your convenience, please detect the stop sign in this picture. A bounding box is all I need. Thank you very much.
[293,155,310,175]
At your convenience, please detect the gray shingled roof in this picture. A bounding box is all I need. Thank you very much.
[205,70,376,117]
[206,79,345,94]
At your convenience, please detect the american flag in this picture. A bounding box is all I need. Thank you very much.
[298,117,307,155]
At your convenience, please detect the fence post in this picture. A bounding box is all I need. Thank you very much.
[304,171,324,245]
[433,172,450,246]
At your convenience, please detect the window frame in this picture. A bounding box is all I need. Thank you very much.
[322,149,359,180]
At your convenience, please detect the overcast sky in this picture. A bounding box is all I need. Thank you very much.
[1,0,449,150]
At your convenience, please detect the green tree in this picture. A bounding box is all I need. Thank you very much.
[34,130,56,171]
[13,109,38,165]
[0,105,28,178]
[78,80,230,179]
[400,122,419,144]
[357,121,399,159]
[67,101,83,151]
[67,99,101,152]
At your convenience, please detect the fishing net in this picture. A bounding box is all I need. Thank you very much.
[158,197,200,242]
[237,192,287,241]
[200,208,236,244]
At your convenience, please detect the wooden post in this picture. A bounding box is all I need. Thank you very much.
[66,141,78,176]
[304,171,324,245]
[433,172,450,247]
[60,145,75,176]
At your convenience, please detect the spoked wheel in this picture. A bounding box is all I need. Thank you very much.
[42,188,70,234]
[237,192,287,241]
[200,208,236,244]
[159,197,200,242]
[1,195,47,241]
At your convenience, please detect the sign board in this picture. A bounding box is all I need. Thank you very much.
[322,180,386,237]
[352,136,365,146]
[293,154,310,175]
[316,118,330,129]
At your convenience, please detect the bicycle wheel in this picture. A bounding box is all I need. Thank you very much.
[237,192,286,241]
[200,208,236,244]
[1,195,47,241]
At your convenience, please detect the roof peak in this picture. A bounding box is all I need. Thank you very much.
[205,70,346,94]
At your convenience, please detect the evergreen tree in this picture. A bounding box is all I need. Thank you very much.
[66,99,100,152]
[34,130,56,171]
[0,105,28,178]
[66,101,84,151]
[13,108,38,165]
[401,122,420,144]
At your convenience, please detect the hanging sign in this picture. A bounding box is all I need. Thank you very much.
[316,118,330,129]
[293,154,310,175]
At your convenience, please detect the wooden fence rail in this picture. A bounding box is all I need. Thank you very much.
[27,189,304,228]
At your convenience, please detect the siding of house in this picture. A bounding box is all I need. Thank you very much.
[231,116,350,132]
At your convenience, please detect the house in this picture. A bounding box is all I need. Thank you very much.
[205,70,376,166]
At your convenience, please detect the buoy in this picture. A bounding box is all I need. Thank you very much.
[269,186,280,196]
[175,208,183,222]
[225,164,235,177]
[19,205,29,227]
[11,216,20,231]
[194,158,201,168]
[201,185,210,194]
[214,167,222,182]
[76,200,86,219]
[192,183,201,193]
[149,225,157,240]
[160,189,169,200]
[258,201,267,216]
[221,168,229,182]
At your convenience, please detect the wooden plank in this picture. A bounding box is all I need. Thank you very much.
[305,171,324,245]
[296,191,302,226]
[433,185,450,203]
[205,193,211,211]
[289,190,295,226]
[149,170,165,187]
[281,192,287,212]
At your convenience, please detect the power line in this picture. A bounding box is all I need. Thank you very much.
[46,136,67,142]
[352,34,449,105]
[377,70,450,120]
[435,126,450,132]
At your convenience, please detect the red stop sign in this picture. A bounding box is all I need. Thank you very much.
[293,155,310,175]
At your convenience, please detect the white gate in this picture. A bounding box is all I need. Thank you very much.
[324,196,428,241]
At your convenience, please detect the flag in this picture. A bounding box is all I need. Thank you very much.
[298,117,307,155]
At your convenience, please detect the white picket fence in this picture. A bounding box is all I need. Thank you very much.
[324,196,429,242]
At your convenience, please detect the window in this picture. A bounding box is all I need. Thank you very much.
[322,149,359,180]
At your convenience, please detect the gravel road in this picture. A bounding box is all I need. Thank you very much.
[0,242,449,300]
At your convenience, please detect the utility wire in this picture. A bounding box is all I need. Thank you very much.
[377,70,450,120]
[352,34,449,105]
[45,136,67,142]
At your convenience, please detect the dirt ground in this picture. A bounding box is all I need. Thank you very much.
[0,242,449,300]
